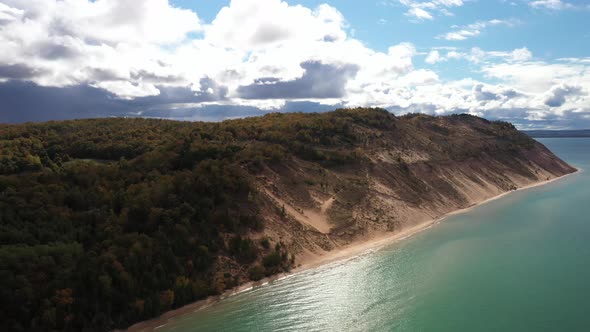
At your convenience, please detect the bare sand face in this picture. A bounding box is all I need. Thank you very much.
[124,170,578,332]
[263,188,333,234]
[297,168,579,272]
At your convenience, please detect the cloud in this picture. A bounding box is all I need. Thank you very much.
[0,80,235,123]
[473,83,521,101]
[424,47,533,64]
[425,50,444,64]
[509,47,533,62]
[529,0,573,10]
[438,19,519,41]
[237,61,359,99]
[484,47,533,62]
[395,0,464,20]
[0,81,137,123]
[0,2,23,24]
[0,0,590,129]
[0,64,45,80]
[345,55,590,128]
[441,30,479,41]
[207,1,347,49]
[0,80,344,123]
[544,84,584,107]
[481,60,588,93]
[407,8,433,20]
[0,0,202,98]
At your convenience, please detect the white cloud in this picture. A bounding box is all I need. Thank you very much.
[96,80,161,99]
[206,1,347,50]
[396,0,464,20]
[529,0,573,10]
[438,19,519,41]
[509,47,533,62]
[543,84,584,107]
[442,30,480,41]
[425,50,444,64]
[407,7,434,20]
[485,47,533,62]
[0,2,23,22]
[0,0,202,97]
[357,50,590,128]
[426,47,533,64]
[0,0,589,128]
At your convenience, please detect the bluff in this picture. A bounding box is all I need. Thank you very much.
[0,108,575,331]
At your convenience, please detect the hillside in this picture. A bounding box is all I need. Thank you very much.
[0,108,575,331]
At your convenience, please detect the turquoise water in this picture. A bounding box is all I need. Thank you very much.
[159,138,590,332]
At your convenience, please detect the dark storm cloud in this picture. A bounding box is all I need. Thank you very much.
[0,80,344,124]
[237,61,359,100]
[37,42,79,60]
[253,77,281,84]
[0,80,227,123]
[473,84,521,102]
[544,84,583,107]
[130,70,184,84]
[196,77,229,101]
[0,81,134,123]
[88,69,186,85]
[88,68,125,81]
[0,76,258,124]
[130,80,228,108]
[0,64,45,79]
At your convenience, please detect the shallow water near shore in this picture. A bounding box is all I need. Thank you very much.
[157,138,590,332]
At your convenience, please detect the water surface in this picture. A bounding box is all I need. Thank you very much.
[160,138,590,332]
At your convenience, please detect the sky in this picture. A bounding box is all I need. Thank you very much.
[0,0,589,129]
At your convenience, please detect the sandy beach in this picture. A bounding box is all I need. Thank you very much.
[124,169,579,332]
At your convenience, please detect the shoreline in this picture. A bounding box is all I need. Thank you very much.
[125,169,579,332]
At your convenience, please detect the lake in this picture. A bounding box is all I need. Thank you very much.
[157,138,590,332]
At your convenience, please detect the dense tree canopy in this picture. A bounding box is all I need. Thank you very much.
[0,109,397,331]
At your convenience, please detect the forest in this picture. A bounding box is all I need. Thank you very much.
[0,108,532,331]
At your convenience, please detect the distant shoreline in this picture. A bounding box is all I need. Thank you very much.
[124,168,579,332]
[524,130,590,138]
